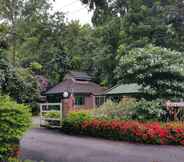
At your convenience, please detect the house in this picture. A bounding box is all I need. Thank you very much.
[45,71,105,109]
[102,83,144,102]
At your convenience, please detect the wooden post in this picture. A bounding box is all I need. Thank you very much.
[40,104,43,126]
[60,102,63,126]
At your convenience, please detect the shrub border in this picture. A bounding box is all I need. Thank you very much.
[62,118,184,146]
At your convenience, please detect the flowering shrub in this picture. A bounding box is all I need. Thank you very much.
[62,112,184,145]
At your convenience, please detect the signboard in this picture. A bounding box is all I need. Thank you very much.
[166,101,184,107]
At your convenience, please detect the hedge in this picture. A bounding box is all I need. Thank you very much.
[62,112,184,145]
[0,96,31,160]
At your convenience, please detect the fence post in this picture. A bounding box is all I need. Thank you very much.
[40,104,43,126]
[60,102,63,126]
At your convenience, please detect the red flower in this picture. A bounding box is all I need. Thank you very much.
[175,128,184,134]
[73,117,184,145]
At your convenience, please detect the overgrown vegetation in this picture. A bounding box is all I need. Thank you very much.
[92,99,166,121]
[0,96,31,160]
[0,0,184,101]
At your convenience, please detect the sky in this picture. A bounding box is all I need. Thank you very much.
[51,0,93,25]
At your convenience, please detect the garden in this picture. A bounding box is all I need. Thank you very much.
[61,99,184,146]
[0,0,184,161]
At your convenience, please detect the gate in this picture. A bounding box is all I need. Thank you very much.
[40,103,63,128]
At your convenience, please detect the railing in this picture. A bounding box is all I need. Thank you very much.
[40,103,62,128]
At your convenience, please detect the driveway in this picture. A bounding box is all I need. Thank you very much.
[20,128,184,162]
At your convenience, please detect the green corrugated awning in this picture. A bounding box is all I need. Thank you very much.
[104,83,143,95]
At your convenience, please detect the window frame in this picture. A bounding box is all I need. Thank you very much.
[75,95,85,106]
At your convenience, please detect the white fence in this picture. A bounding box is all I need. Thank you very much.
[40,103,62,128]
[166,101,184,108]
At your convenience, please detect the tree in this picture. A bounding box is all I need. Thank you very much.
[0,0,71,88]
[116,45,184,99]
[80,0,111,25]
[0,0,25,64]
[166,0,184,51]
[14,0,67,83]
[0,48,40,111]
[90,17,121,86]
[81,0,184,51]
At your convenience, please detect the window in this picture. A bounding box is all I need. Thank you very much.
[75,96,85,106]
[95,96,106,107]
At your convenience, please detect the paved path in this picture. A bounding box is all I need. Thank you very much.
[20,128,184,162]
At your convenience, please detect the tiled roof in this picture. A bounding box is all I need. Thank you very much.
[46,79,104,95]
[104,84,143,95]
[69,71,92,81]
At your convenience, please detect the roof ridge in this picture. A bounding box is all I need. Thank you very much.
[45,78,104,95]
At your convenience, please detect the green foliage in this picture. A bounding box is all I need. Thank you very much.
[92,99,165,121]
[82,0,184,51]
[0,49,9,91]
[1,0,184,115]
[92,99,136,120]
[64,111,92,124]
[44,111,60,119]
[130,99,166,121]
[80,0,184,87]
[92,100,119,119]
[116,45,184,100]
[62,112,92,134]
[0,49,40,112]
[0,96,31,160]
[29,62,42,73]
[4,67,40,103]
[14,1,67,83]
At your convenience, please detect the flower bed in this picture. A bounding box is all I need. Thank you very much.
[62,112,184,145]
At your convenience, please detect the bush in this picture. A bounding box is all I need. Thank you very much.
[0,96,31,160]
[62,111,92,134]
[92,98,137,120]
[62,117,184,145]
[44,111,60,119]
[131,99,166,121]
[92,99,166,121]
